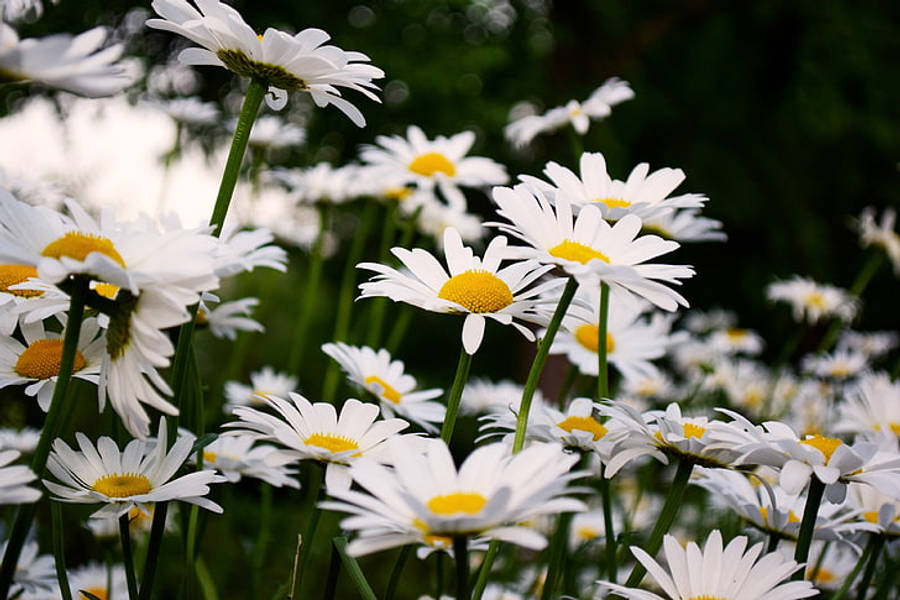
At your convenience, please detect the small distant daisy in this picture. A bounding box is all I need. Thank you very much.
[461,378,544,415]
[321,437,587,556]
[802,542,859,590]
[491,184,694,311]
[597,529,818,600]
[69,563,128,600]
[196,297,264,340]
[802,349,867,380]
[146,0,384,123]
[855,206,900,274]
[0,427,40,453]
[322,342,445,432]
[641,208,727,243]
[708,327,764,356]
[619,365,677,405]
[837,372,900,443]
[225,393,413,490]
[360,125,508,210]
[45,420,224,519]
[246,115,305,150]
[0,449,40,504]
[0,540,56,599]
[358,228,562,355]
[223,365,297,413]
[683,308,737,334]
[766,276,857,323]
[152,96,220,126]
[0,317,104,411]
[214,225,288,277]
[715,359,775,416]
[272,163,360,205]
[86,504,167,540]
[837,330,898,359]
[0,262,63,335]
[415,201,485,247]
[201,433,299,488]
[847,483,900,538]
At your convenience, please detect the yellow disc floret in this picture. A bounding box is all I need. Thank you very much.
[438,270,513,313]
[41,231,126,268]
[682,423,706,439]
[799,434,843,462]
[15,339,86,379]
[593,197,631,209]
[81,587,109,600]
[548,240,610,265]
[574,324,615,354]
[304,433,360,454]
[0,264,41,297]
[364,375,403,404]
[92,473,152,498]
[556,416,608,441]
[408,152,456,177]
[427,492,488,516]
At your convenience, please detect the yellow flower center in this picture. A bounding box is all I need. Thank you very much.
[576,526,599,540]
[799,434,843,462]
[424,534,452,548]
[873,423,900,435]
[41,231,126,268]
[408,152,456,177]
[384,187,413,201]
[427,492,488,516]
[0,264,41,297]
[202,451,217,463]
[761,507,800,525]
[81,588,108,600]
[14,339,86,379]
[725,328,747,340]
[863,511,880,524]
[91,281,120,300]
[810,568,836,584]
[827,363,853,378]
[556,416,608,441]
[574,324,615,354]
[304,433,360,454]
[805,291,827,309]
[683,423,706,439]
[593,197,631,210]
[364,375,402,404]
[437,270,513,313]
[743,386,766,408]
[548,240,610,265]
[92,473,152,498]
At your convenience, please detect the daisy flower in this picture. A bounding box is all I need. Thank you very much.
[0,317,104,411]
[708,327,764,356]
[802,542,859,590]
[223,365,297,413]
[415,201,485,247]
[0,450,40,504]
[461,378,543,415]
[0,23,133,97]
[766,276,857,323]
[272,163,360,205]
[44,420,223,519]
[146,0,384,123]
[245,115,305,150]
[320,437,587,556]
[837,330,898,360]
[321,342,445,432]
[836,372,900,445]
[0,540,56,599]
[68,563,128,600]
[641,207,727,243]
[683,308,737,334]
[86,504,168,540]
[0,427,40,453]
[522,152,706,222]
[151,96,220,126]
[358,228,563,355]
[213,225,288,277]
[360,125,508,210]
[847,483,900,538]
[0,262,59,335]
[201,433,299,488]
[225,393,413,490]
[196,297,264,340]
[1,275,71,335]
[802,349,868,380]
[855,206,900,274]
[597,529,818,600]
[491,184,694,311]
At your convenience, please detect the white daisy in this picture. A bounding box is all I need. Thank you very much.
[490,184,694,311]
[0,449,40,504]
[213,225,287,277]
[223,365,297,413]
[0,263,56,335]
[522,152,706,222]
[1,0,58,23]
[146,0,384,123]
[0,317,104,411]
[597,529,818,600]
[415,201,484,247]
[225,393,413,490]
[358,228,563,355]
[246,115,305,150]
[461,378,544,415]
[196,297,263,340]
[847,483,900,538]
[801,542,859,589]
[150,96,220,126]
[44,420,223,519]
[837,330,898,360]
[360,125,508,210]
[201,433,299,488]
[272,163,360,205]
[855,206,900,274]
[836,372,900,445]
[801,349,868,380]
[0,23,133,97]
[85,503,168,540]
[708,327,764,356]
[0,427,40,453]
[321,342,445,432]
[682,308,737,334]
[2,275,71,334]
[641,208,727,243]
[766,276,857,323]
[0,540,56,599]
[320,437,587,555]
[68,563,128,600]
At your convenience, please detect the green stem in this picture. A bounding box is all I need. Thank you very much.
[52,503,73,600]
[832,535,876,600]
[137,502,169,600]
[624,458,694,587]
[540,512,573,600]
[873,553,898,599]
[287,206,328,373]
[597,281,610,401]
[567,124,584,167]
[295,463,324,595]
[322,538,342,600]
[454,536,470,600]
[818,251,884,354]
[384,546,412,600]
[599,466,617,583]
[332,537,377,600]
[181,504,200,599]
[365,202,399,348]
[120,514,139,600]
[385,308,413,354]
[441,347,474,443]
[0,278,87,599]
[792,476,826,579]
[208,77,266,236]
[513,277,579,453]
[471,541,500,600]
[766,530,780,553]
[250,483,273,598]
[856,534,885,600]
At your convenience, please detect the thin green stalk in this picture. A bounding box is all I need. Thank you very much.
[332,537,377,600]
[471,541,500,600]
[599,467,617,582]
[120,514,139,600]
[624,458,694,587]
[454,536,470,600]
[513,277,579,452]
[364,201,399,347]
[249,482,273,598]
[322,538,342,600]
[766,530,780,553]
[872,554,898,599]
[831,535,877,600]
[384,545,412,600]
[287,206,329,373]
[855,534,885,600]
[0,278,88,599]
[181,505,200,599]
[295,463,324,595]
[287,534,303,600]
[195,556,219,600]
[137,502,169,600]
[810,540,830,582]
[52,503,73,600]
[541,512,573,600]
[321,201,377,403]
[385,308,413,354]
[818,251,884,354]
[441,347,474,443]
[597,282,610,401]
[792,476,826,580]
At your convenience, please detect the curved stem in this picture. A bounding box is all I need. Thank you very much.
[599,466,617,583]
[597,281,610,401]
[792,476,826,579]
[383,545,412,600]
[287,206,329,373]
[856,534,885,600]
[295,463,324,595]
[364,201,399,348]
[120,514,139,600]
[454,536,470,600]
[250,482,273,598]
[471,541,500,600]
[832,535,876,600]
[0,278,88,599]
[138,502,169,600]
[52,503,73,600]
[513,277,578,453]
[540,512,573,600]
[440,347,474,444]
